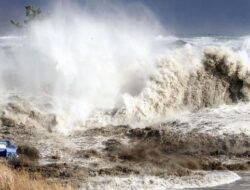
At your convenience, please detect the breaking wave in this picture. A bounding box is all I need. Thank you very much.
[0,1,163,127]
[86,44,250,126]
[2,2,250,129]
[123,46,250,123]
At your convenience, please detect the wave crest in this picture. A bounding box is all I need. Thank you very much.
[123,46,250,123]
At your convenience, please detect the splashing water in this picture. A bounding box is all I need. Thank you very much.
[0,2,164,128]
[1,2,250,189]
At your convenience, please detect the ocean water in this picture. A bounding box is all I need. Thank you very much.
[82,172,248,190]
[1,33,250,189]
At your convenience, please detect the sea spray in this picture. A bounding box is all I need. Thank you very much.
[0,2,249,190]
[2,2,250,130]
[86,46,250,126]
[0,2,164,130]
[123,46,250,123]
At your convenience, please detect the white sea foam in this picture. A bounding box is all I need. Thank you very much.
[155,102,250,137]
[82,171,241,190]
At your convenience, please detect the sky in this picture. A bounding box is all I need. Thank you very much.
[1,0,250,36]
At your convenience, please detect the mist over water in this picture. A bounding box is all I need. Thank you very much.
[2,0,250,131]
[2,1,250,128]
[0,2,164,123]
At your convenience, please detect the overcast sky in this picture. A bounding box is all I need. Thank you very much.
[1,0,250,36]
